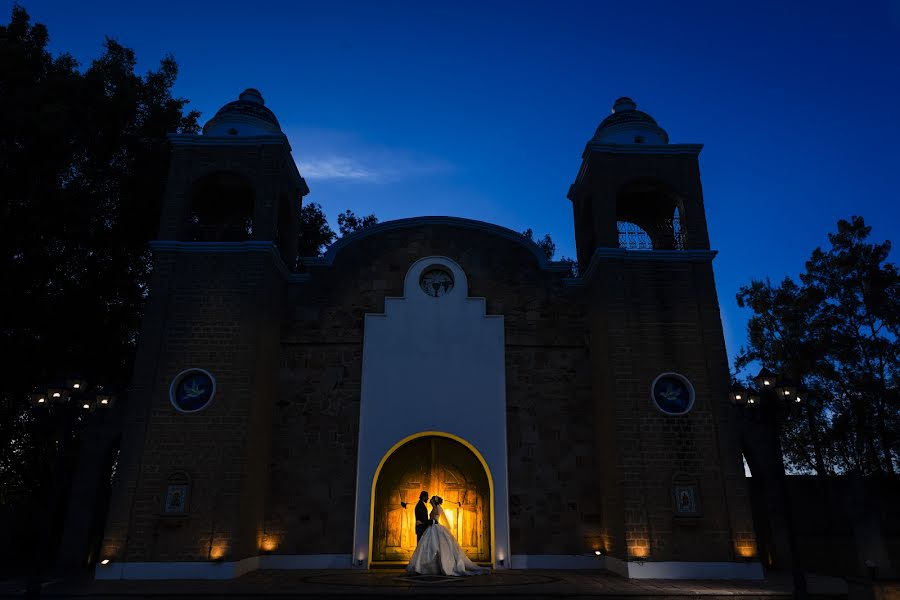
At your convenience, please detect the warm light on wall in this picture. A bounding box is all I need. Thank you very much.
[209,542,228,561]
[735,541,757,559]
[259,535,278,553]
[629,545,649,559]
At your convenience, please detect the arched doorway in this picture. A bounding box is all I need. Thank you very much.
[371,435,491,564]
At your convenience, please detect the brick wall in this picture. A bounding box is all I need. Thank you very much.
[102,220,753,564]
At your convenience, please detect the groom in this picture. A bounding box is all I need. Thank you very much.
[414,490,433,543]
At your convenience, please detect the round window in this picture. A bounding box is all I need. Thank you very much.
[650,373,695,415]
[419,267,454,297]
[169,368,216,413]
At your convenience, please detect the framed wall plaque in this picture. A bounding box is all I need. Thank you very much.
[169,368,216,413]
[650,372,695,415]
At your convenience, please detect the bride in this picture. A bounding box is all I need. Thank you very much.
[407,495,490,576]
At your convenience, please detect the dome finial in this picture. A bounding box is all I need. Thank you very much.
[239,88,264,105]
[593,97,669,144]
[201,88,281,136]
[612,97,637,113]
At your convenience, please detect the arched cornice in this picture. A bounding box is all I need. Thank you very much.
[301,216,573,273]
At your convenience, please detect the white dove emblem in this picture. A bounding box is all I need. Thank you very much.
[659,383,682,403]
[182,379,207,399]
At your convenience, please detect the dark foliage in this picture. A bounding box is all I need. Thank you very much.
[296,202,337,258]
[735,216,898,475]
[337,209,378,237]
[0,6,198,509]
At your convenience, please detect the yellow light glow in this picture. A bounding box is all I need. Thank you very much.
[368,431,496,568]
[443,507,455,529]
[209,542,228,561]
[38,398,45,403]
[734,394,742,400]
[795,398,801,403]
[629,545,649,559]
[100,559,110,565]
[82,404,90,409]
[735,541,757,559]
[784,390,790,396]
[73,383,81,389]
[763,380,771,386]
[52,392,61,398]
[101,399,109,404]
[594,549,602,556]
[749,398,756,404]
[259,536,278,552]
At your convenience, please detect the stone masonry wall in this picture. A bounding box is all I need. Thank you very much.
[266,223,601,556]
[588,256,756,562]
[100,250,284,562]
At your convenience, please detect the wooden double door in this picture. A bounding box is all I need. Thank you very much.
[372,436,490,563]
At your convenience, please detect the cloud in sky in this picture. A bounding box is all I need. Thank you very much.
[287,127,453,183]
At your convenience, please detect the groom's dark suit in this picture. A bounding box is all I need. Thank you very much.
[414,499,431,543]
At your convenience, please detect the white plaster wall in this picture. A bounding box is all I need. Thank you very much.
[352,256,510,568]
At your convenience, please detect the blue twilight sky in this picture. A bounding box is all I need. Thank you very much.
[8,0,900,367]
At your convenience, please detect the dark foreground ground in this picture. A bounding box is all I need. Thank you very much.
[0,569,869,600]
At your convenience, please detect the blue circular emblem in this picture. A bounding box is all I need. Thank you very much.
[651,373,694,415]
[169,369,216,413]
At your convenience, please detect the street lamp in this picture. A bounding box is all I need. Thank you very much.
[26,378,116,598]
[733,367,808,600]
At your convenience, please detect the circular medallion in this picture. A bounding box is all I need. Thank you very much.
[169,368,216,413]
[419,267,454,297]
[650,373,695,415]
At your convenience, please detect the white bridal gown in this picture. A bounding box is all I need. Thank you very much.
[407,504,490,576]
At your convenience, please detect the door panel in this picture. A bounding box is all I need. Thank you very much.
[372,436,490,563]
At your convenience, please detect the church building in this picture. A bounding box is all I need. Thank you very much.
[95,90,762,580]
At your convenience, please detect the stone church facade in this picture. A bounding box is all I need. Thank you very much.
[95,90,761,579]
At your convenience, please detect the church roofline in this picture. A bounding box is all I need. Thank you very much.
[301,216,575,274]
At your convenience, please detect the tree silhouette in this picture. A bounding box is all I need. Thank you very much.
[736,216,898,475]
[0,5,198,516]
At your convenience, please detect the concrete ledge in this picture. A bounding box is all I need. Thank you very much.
[509,554,607,569]
[95,556,260,580]
[258,554,353,569]
[95,554,763,581]
[94,555,353,580]
[609,557,765,579]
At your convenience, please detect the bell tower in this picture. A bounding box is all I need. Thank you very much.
[572,99,759,576]
[99,89,308,575]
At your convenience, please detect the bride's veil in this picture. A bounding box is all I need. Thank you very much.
[437,503,451,528]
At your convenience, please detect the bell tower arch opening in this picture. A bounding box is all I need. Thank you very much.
[370,432,493,565]
[615,178,687,250]
[186,171,256,242]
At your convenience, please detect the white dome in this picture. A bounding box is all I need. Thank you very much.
[202,88,282,137]
[592,97,669,145]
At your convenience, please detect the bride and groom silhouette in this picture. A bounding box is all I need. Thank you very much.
[407,490,489,576]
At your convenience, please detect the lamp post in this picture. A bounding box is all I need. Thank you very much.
[25,378,116,599]
[731,368,808,600]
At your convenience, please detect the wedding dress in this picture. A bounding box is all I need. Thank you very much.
[406,503,490,576]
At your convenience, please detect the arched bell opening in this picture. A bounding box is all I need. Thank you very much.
[370,434,492,565]
[186,171,256,242]
[615,178,686,250]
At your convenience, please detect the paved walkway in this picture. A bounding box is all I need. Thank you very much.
[0,569,851,599]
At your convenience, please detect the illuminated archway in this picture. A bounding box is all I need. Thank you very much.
[368,431,494,565]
